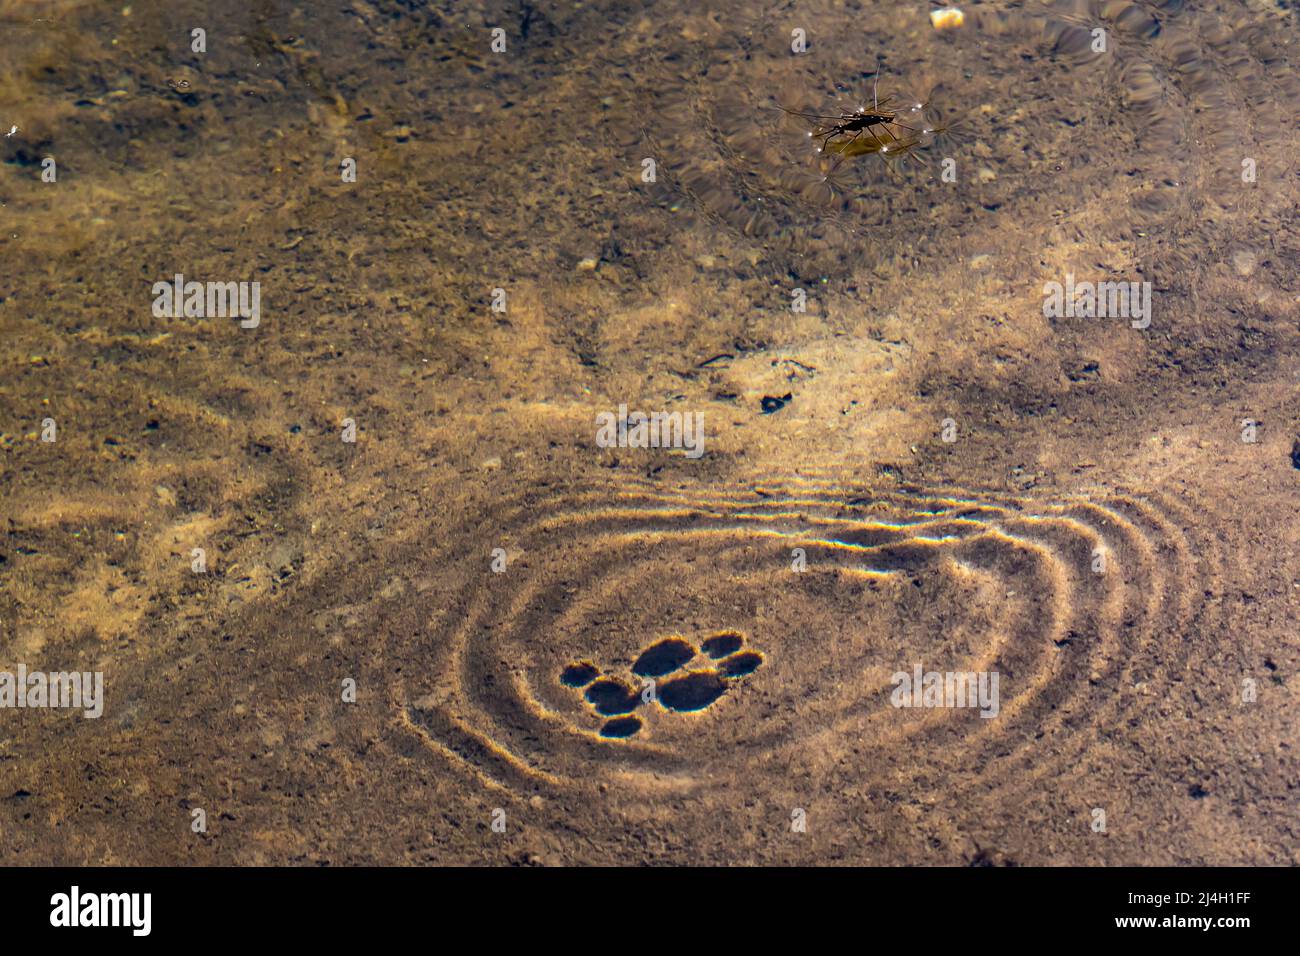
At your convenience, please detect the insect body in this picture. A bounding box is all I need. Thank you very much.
[774,57,930,155]
[773,62,939,180]
[777,98,939,185]
[778,99,908,156]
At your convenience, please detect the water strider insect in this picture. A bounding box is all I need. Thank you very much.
[786,104,944,189]
[773,65,942,179]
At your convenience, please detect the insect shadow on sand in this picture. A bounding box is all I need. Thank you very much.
[560,632,766,738]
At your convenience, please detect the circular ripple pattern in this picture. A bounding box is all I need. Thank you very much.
[396,477,1224,804]
[626,0,1297,278]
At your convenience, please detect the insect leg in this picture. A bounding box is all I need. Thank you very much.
[825,128,866,174]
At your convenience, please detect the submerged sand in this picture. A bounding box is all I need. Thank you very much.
[0,0,1297,864]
